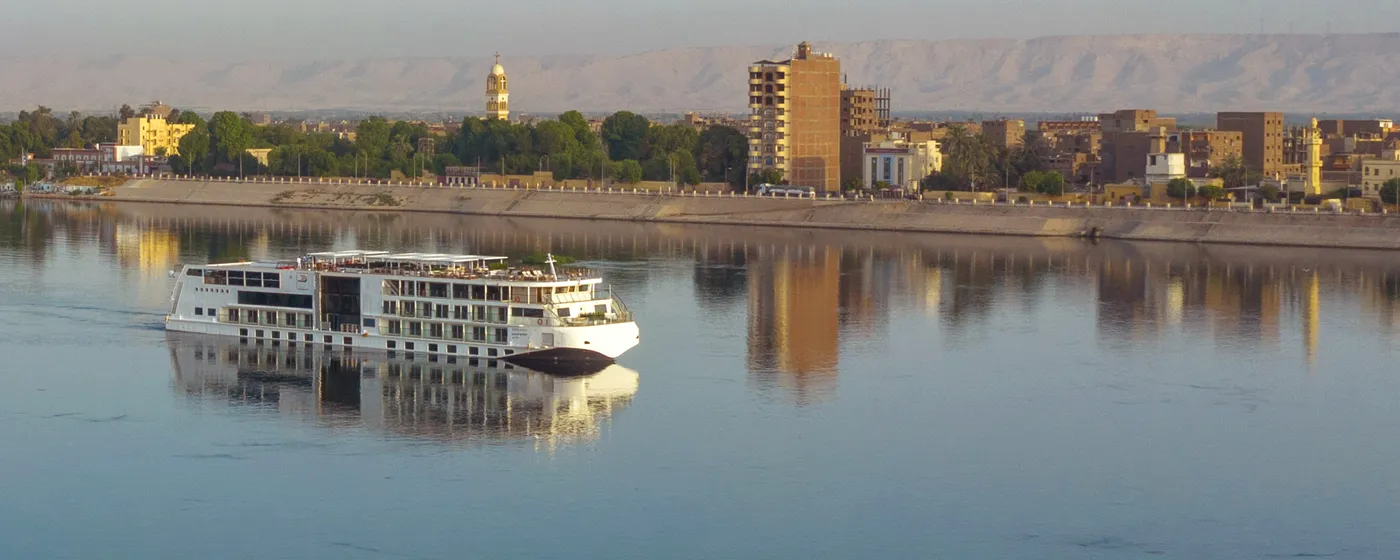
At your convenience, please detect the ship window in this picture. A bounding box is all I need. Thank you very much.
[430,323,444,338]
[447,345,457,354]
[429,343,439,353]
[435,304,448,318]
[240,328,248,337]
[382,300,397,314]
[363,318,377,328]
[228,270,245,286]
[304,334,312,342]
[493,328,507,343]
[595,304,608,314]
[237,291,313,309]
[186,268,203,277]
[429,283,448,298]
[453,284,470,299]
[284,313,296,327]
[471,327,486,341]
[245,273,261,288]
[505,350,514,356]
[204,270,227,285]
[471,285,486,300]
[409,322,422,336]
[491,307,507,323]
[387,340,396,349]
[510,308,545,318]
[451,325,464,340]
[344,337,352,346]
[488,348,499,357]
[405,342,415,351]
[256,330,265,338]
[264,274,280,289]
[271,331,280,340]
[469,347,479,355]
[324,335,333,344]
[472,305,486,321]
[486,286,503,301]
[387,320,401,335]
[194,307,204,316]
[557,307,571,317]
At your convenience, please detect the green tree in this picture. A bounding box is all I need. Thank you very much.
[207,111,252,166]
[1197,184,1226,201]
[696,125,747,189]
[174,129,211,174]
[749,168,784,186]
[533,120,579,156]
[1035,171,1065,195]
[842,176,862,192]
[611,159,643,183]
[1165,177,1197,199]
[1209,154,1255,190]
[671,149,701,185]
[119,104,135,121]
[355,116,391,160]
[1380,178,1400,205]
[1258,184,1281,203]
[558,110,596,148]
[940,125,993,190]
[601,111,650,161]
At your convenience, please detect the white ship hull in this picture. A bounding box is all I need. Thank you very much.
[164,250,640,368]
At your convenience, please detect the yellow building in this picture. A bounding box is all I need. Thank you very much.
[117,116,195,157]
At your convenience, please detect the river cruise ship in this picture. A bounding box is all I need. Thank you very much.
[165,250,639,368]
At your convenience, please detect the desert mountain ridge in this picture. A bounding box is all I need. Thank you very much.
[2,33,1399,115]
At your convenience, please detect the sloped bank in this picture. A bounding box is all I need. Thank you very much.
[111,179,1400,250]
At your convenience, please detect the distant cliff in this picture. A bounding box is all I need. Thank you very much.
[3,34,1399,114]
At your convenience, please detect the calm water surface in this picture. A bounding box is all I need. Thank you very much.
[2,200,1399,559]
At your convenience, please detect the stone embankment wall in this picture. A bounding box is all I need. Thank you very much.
[111,178,1400,250]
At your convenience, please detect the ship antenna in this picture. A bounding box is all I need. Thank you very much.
[546,253,558,279]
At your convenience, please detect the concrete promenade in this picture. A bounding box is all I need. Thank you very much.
[100,175,1400,250]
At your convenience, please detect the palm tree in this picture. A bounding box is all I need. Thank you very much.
[1210,154,1251,190]
[940,124,992,190]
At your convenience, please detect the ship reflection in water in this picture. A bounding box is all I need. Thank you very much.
[167,333,638,449]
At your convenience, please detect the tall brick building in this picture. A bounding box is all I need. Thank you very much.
[747,42,842,192]
[1217,112,1284,178]
[1098,109,1176,183]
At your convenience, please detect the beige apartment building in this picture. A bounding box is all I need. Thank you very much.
[747,41,841,192]
[981,119,1025,150]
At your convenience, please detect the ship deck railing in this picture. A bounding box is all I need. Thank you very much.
[301,263,601,283]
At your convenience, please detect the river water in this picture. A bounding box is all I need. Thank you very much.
[2,199,1399,559]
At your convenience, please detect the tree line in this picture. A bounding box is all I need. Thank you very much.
[1,105,751,188]
[169,109,750,187]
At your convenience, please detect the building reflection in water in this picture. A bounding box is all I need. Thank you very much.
[745,244,842,403]
[168,334,638,451]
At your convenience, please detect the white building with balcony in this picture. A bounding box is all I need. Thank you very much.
[861,136,941,190]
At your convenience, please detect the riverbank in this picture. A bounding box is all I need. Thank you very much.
[103,178,1400,250]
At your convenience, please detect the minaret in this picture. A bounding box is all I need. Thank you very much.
[485,52,509,120]
[1303,117,1322,196]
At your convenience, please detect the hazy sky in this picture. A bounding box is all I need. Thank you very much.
[10,0,1400,59]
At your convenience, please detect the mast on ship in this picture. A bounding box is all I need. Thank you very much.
[545,253,558,279]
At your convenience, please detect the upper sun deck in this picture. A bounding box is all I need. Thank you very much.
[276,250,601,284]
